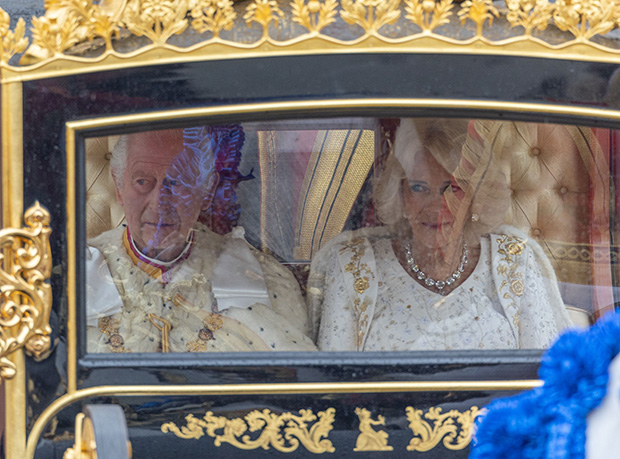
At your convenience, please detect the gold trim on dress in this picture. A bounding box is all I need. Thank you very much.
[495,234,526,328]
[406,405,484,452]
[161,407,336,453]
[340,237,372,347]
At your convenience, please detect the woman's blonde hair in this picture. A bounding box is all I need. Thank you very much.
[445,120,512,244]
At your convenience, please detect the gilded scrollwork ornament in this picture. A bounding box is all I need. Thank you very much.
[505,0,554,35]
[290,0,339,34]
[553,0,620,40]
[353,407,393,451]
[0,8,29,64]
[0,203,52,379]
[404,0,454,33]
[243,0,285,39]
[340,0,401,34]
[123,0,190,45]
[190,0,237,38]
[162,407,336,453]
[405,406,483,452]
[457,0,499,36]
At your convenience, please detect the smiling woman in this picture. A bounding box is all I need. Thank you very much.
[307,118,574,351]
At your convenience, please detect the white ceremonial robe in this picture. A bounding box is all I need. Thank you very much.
[86,224,316,353]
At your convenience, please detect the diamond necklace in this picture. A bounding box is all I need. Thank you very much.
[404,241,468,292]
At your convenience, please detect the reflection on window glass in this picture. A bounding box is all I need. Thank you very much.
[85,118,616,354]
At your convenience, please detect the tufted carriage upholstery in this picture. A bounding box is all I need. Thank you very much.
[86,137,124,239]
[497,122,613,322]
[86,121,613,324]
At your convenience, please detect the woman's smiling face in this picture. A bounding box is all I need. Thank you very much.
[402,148,458,249]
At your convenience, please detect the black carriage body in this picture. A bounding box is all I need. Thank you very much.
[15,51,617,458]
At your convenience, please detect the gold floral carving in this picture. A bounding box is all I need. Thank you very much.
[244,0,285,39]
[340,0,401,34]
[0,203,52,379]
[291,0,339,33]
[23,0,123,64]
[405,406,483,452]
[553,0,620,40]
[404,0,454,33]
[0,8,29,64]
[190,0,237,38]
[123,0,189,44]
[161,408,336,453]
[353,407,393,451]
[505,0,554,34]
[30,3,83,57]
[8,0,620,69]
[457,0,499,36]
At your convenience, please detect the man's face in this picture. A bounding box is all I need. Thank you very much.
[116,132,214,261]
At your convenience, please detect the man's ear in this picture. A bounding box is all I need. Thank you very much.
[113,175,124,205]
[201,171,220,211]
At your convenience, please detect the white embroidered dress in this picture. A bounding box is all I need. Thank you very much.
[87,224,316,353]
[309,226,573,351]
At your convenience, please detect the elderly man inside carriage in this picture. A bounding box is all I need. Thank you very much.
[85,126,316,353]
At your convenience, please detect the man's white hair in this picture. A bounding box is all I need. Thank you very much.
[110,127,217,192]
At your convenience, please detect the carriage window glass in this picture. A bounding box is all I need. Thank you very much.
[84,118,616,354]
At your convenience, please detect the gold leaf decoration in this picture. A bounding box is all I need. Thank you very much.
[6,0,620,69]
[244,0,285,39]
[505,0,554,34]
[0,203,52,379]
[22,0,124,64]
[406,406,484,452]
[122,0,190,45]
[0,8,29,64]
[290,0,339,33]
[30,4,83,57]
[340,0,402,34]
[553,0,620,40]
[353,407,393,451]
[190,0,237,38]
[162,408,336,453]
[53,0,122,50]
[404,0,454,33]
[457,0,499,36]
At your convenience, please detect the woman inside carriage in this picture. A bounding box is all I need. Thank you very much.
[308,118,574,351]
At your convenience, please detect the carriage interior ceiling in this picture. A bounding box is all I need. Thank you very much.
[1,0,620,458]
